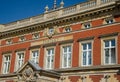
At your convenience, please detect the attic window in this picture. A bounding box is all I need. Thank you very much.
[84,23,91,29]
[106,19,114,24]
[105,17,114,24]
[6,39,12,45]
[65,27,71,32]
[19,36,26,42]
[32,33,39,39]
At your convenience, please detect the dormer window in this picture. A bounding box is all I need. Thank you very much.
[6,39,12,45]
[106,19,114,24]
[84,23,91,29]
[105,17,114,24]
[32,33,39,39]
[19,36,25,42]
[65,27,71,32]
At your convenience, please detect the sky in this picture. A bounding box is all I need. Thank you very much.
[0,0,85,24]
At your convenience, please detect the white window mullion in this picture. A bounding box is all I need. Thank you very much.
[82,43,92,66]
[49,50,51,69]
[66,48,68,67]
[3,55,10,74]
[62,45,72,68]
[46,48,54,69]
[87,44,89,66]
[31,50,39,64]
[104,39,116,65]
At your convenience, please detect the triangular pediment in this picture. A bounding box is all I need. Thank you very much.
[15,60,60,81]
[16,60,42,74]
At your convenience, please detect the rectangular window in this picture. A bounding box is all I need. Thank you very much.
[16,52,24,71]
[62,45,72,68]
[3,55,10,74]
[104,39,116,64]
[46,48,54,69]
[31,50,39,64]
[82,43,92,66]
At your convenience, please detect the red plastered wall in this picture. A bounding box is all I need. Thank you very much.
[1,40,6,45]
[26,34,32,40]
[72,39,79,67]
[90,75,103,82]
[0,16,120,72]
[72,24,82,31]
[39,46,44,68]
[54,43,60,69]
[69,76,80,82]
[10,52,16,73]
[93,37,101,65]
[115,15,120,22]
[12,37,19,43]
[92,19,103,27]
[118,34,120,64]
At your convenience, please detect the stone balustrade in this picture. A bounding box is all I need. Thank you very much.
[62,6,77,15]
[2,0,116,32]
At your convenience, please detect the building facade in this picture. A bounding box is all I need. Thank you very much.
[0,0,120,82]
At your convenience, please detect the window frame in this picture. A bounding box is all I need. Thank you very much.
[60,43,73,68]
[79,40,93,67]
[64,26,72,33]
[2,54,11,74]
[82,22,92,29]
[32,33,40,39]
[45,47,55,70]
[101,36,117,65]
[15,51,25,71]
[19,36,26,42]
[104,17,115,24]
[30,49,40,64]
[6,39,12,45]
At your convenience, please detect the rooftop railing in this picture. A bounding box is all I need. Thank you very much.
[3,0,116,31]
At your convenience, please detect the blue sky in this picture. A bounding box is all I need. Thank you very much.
[0,0,85,24]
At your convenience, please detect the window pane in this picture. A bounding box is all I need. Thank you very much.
[88,51,92,65]
[111,48,116,63]
[105,41,109,47]
[64,47,67,52]
[52,48,54,54]
[105,49,109,64]
[111,39,115,46]
[68,46,71,52]
[48,49,50,55]
[88,43,91,49]
[83,52,87,65]
[83,44,87,50]
[63,54,67,67]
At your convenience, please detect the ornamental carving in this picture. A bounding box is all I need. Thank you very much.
[44,26,58,39]
[22,66,34,81]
